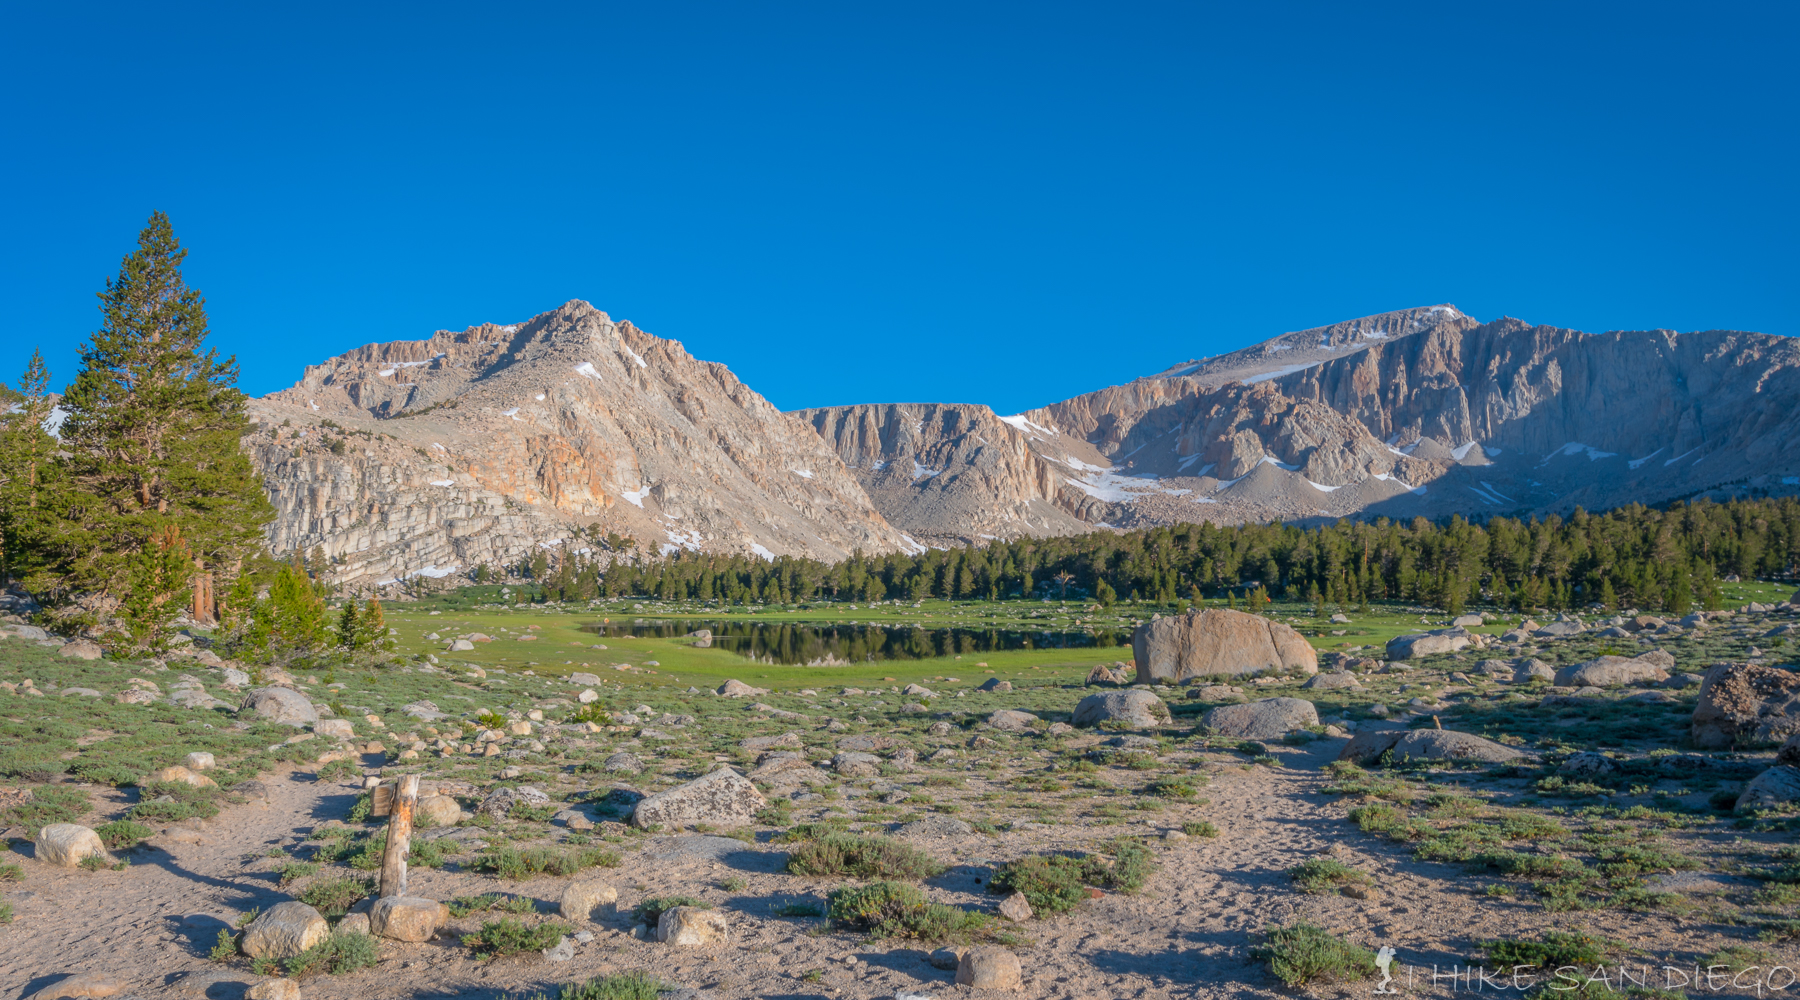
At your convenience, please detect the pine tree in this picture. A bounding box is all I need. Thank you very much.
[352,598,388,651]
[54,213,273,611]
[335,599,362,650]
[0,349,71,590]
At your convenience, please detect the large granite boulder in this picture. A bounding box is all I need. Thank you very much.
[1736,765,1800,814]
[240,902,329,959]
[1691,662,1800,749]
[239,687,318,727]
[1554,653,1672,688]
[985,710,1039,732]
[1201,697,1317,739]
[1071,690,1170,729]
[632,767,766,829]
[1132,608,1316,683]
[1386,628,1470,660]
[1338,729,1523,765]
[34,824,109,868]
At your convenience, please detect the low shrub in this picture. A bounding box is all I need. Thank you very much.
[93,820,155,850]
[316,759,361,783]
[297,876,374,918]
[786,833,946,880]
[522,972,667,1000]
[827,880,992,941]
[473,845,622,880]
[989,841,1156,915]
[0,784,88,827]
[1482,930,1608,969]
[464,917,571,957]
[1183,821,1219,838]
[287,932,379,975]
[447,893,536,917]
[1253,923,1377,987]
[277,861,319,885]
[1288,858,1373,895]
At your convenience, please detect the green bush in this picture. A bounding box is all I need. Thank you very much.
[277,861,319,885]
[1144,777,1200,799]
[772,901,824,918]
[786,833,946,880]
[1483,930,1609,968]
[826,880,991,941]
[1183,821,1219,838]
[316,758,360,783]
[286,932,379,975]
[464,917,571,957]
[297,876,373,918]
[522,972,667,1000]
[1288,858,1373,895]
[0,784,88,827]
[93,820,155,850]
[1253,923,1377,987]
[632,896,709,925]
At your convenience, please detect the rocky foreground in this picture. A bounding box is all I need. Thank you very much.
[5,598,1800,999]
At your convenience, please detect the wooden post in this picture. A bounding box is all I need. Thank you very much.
[378,774,419,898]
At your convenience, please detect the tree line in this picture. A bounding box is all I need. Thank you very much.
[523,498,1800,616]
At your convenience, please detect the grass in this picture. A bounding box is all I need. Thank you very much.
[520,972,668,1000]
[785,832,947,880]
[471,844,622,880]
[464,917,571,957]
[1253,923,1378,987]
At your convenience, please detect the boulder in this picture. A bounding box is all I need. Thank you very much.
[1191,684,1242,701]
[602,752,644,773]
[1779,733,1800,768]
[240,902,329,959]
[368,896,447,942]
[1555,654,1671,688]
[569,672,602,685]
[1085,664,1131,686]
[902,683,937,698]
[1201,697,1317,739]
[985,709,1039,732]
[1072,690,1170,729]
[740,732,803,752]
[998,891,1033,922]
[1533,621,1586,638]
[1474,660,1514,679]
[184,751,216,771]
[1386,629,1470,659]
[240,687,318,727]
[956,947,1023,990]
[1513,659,1556,683]
[34,824,109,868]
[146,765,217,788]
[715,679,768,698]
[447,639,475,652]
[835,734,895,752]
[1737,765,1800,813]
[476,784,551,819]
[1450,614,1485,628]
[1302,671,1361,691]
[832,752,881,777]
[632,768,766,829]
[335,913,372,937]
[57,639,104,660]
[1558,752,1618,776]
[560,879,619,920]
[1132,608,1317,682]
[977,678,1011,692]
[1691,662,1800,749]
[1337,729,1522,765]
[656,906,729,946]
[314,719,355,740]
[417,795,463,827]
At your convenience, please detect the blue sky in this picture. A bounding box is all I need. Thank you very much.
[3,2,1794,415]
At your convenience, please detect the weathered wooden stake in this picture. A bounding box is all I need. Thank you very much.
[378,774,419,898]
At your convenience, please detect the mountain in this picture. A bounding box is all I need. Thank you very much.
[247,301,918,587]
[802,306,1800,537]
[246,300,1800,583]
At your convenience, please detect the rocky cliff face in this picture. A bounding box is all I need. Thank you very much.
[799,306,1800,535]
[794,402,1093,546]
[250,301,917,586]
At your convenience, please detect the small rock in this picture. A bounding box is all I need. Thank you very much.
[417,795,463,827]
[247,980,301,1000]
[929,946,966,970]
[986,709,1038,732]
[184,751,216,771]
[657,906,729,945]
[335,912,371,936]
[146,765,217,788]
[998,891,1033,922]
[57,639,104,660]
[368,896,447,942]
[23,972,125,1000]
[542,936,575,961]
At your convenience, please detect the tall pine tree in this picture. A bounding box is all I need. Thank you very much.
[53,213,273,629]
[0,349,71,589]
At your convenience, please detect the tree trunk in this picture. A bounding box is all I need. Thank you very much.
[378,774,419,898]
[191,563,214,624]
